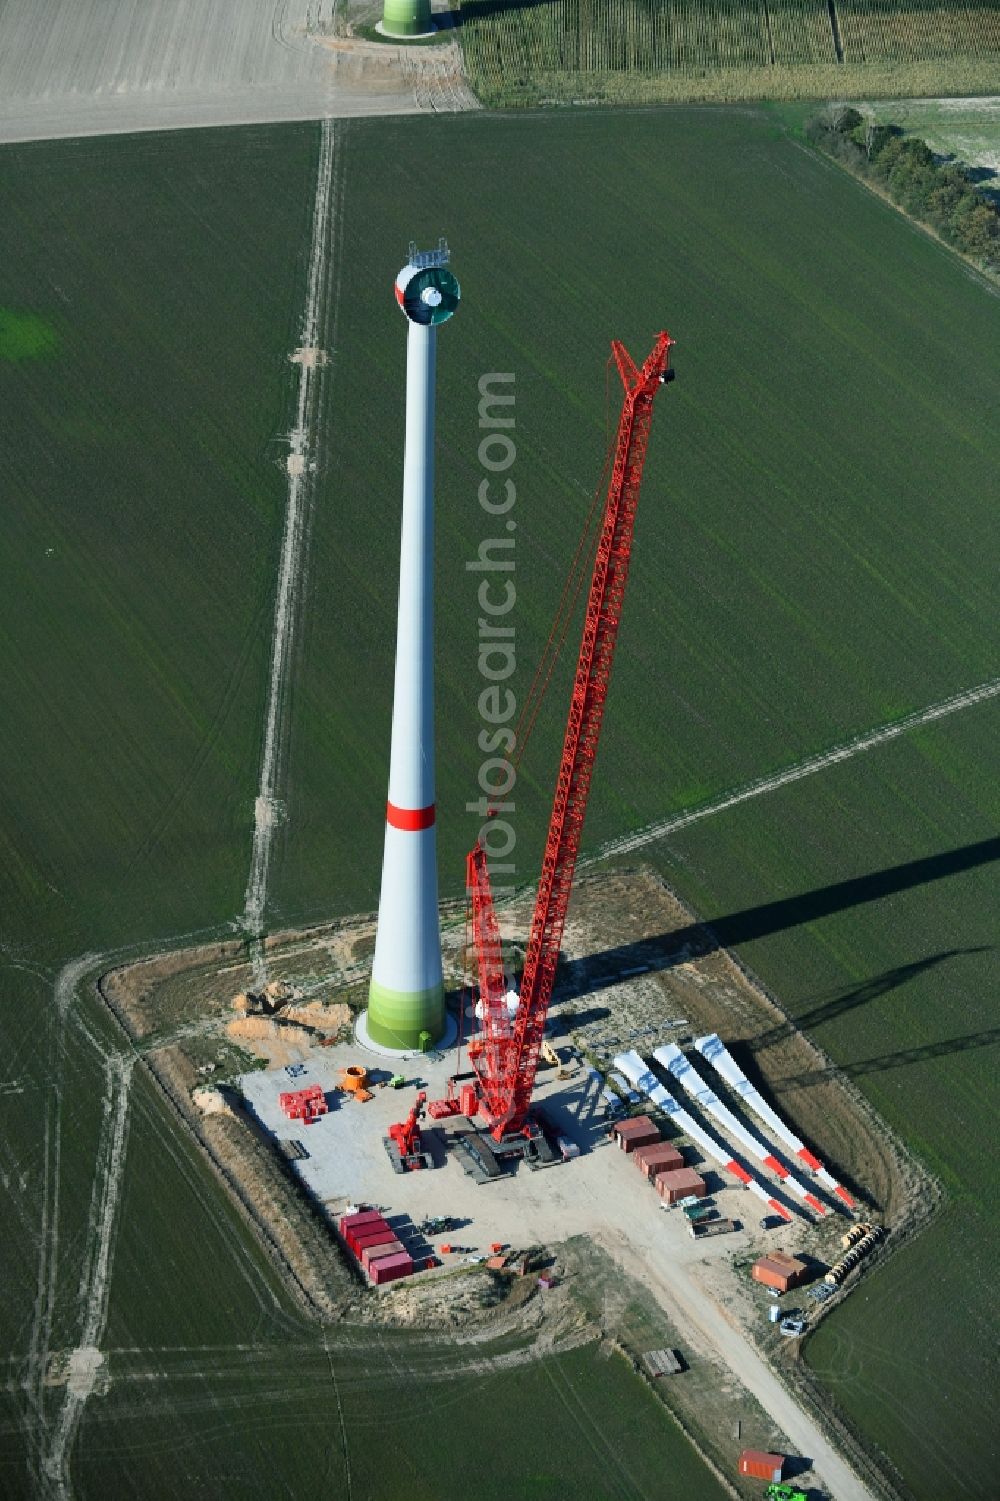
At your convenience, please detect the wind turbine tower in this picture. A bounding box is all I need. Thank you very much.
[380,0,434,37]
[363,240,460,1052]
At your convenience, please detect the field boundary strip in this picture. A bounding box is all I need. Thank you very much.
[588,675,1000,863]
[243,117,341,985]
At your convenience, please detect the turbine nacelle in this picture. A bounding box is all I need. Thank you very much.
[395,239,460,326]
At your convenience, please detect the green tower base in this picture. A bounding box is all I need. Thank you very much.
[367,977,445,1051]
[380,0,435,37]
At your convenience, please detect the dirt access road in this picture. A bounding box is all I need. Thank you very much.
[603,1222,877,1501]
[0,0,475,145]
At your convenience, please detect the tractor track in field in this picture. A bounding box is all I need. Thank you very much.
[588,674,1000,865]
[243,116,342,985]
[30,941,295,1497]
[43,1054,134,1498]
[23,123,345,1496]
[21,953,96,1490]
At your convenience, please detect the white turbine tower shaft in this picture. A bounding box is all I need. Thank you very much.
[389,317,436,820]
[365,242,459,1052]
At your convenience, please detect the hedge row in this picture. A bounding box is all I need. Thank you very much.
[807,107,1000,272]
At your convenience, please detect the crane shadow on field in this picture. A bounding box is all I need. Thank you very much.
[565,835,1000,1000]
[446,0,558,24]
[770,1022,1000,1093]
[749,947,990,1051]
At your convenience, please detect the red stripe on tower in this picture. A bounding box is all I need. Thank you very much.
[835,1185,857,1207]
[797,1147,822,1171]
[727,1160,752,1185]
[386,801,436,831]
[804,1193,826,1215]
[769,1199,793,1222]
[763,1154,789,1179]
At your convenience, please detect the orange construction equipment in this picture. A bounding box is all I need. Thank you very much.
[339,1065,373,1102]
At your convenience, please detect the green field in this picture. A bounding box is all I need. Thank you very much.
[456,0,1000,106]
[0,122,317,1384]
[3,103,999,1499]
[73,1335,726,1500]
[633,707,1000,1497]
[0,123,315,1494]
[272,107,1000,1500]
[274,106,998,928]
[0,122,729,1501]
[0,126,317,959]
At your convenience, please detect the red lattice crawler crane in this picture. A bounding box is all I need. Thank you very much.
[432,332,676,1171]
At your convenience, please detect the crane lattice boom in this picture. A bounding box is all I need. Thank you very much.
[468,331,674,1141]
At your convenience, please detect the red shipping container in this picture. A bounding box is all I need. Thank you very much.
[346,1213,388,1235]
[752,1254,807,1293]
[611,1116,660,1153]
[632,1143,684,1180]
[655,1167,707,1204]
[370,1253,413,1285]
[738,1450,783,1482]
[347,1222,390,1254]
[339,1209,383,1237]
[352,1223,393,1245]
[346,1218,388,1248]
[349,1225,393,1255]
[361,1239,404,1271]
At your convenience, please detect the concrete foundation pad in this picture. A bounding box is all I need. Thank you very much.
[375,20,439,39]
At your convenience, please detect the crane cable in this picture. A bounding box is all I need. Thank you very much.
[505,356,617,789]
[456,885,470,1077]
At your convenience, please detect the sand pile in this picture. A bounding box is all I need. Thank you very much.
[227,1016,312,1046]
[285,999,351,1033]
[193,1086,232,1116]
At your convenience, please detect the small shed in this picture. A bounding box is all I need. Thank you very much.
[612,1116,660,1153]
[655,1167,707,1204]
[632,1142,684,1180]
[752,1252,808,1293]
[738,1449,784,1482]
